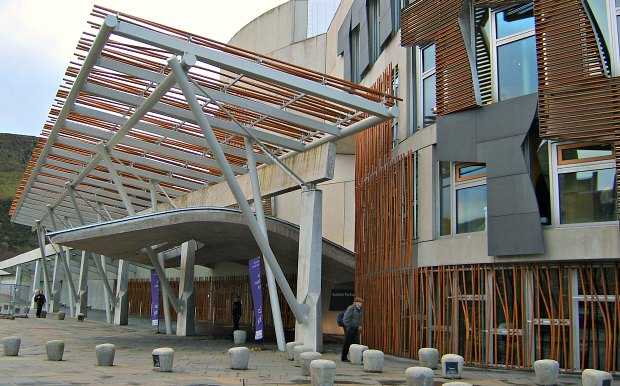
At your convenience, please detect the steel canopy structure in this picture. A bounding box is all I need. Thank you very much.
[10,6,397,229]
[7,6,397,350]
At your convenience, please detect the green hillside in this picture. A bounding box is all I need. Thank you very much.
[0,133,39,261]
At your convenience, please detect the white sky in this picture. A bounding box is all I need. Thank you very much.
[0,0,288,137]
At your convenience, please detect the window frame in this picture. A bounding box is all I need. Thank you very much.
[350,26,361,84]
[550,141,617,226]
[416,42,437,130]
[368,0,380,64]
[489,4,536,101]
[605,0,620,76]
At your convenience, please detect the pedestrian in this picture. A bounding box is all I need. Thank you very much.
[34,290,46,318]
[341,297,363,362]
[232,294,242,331]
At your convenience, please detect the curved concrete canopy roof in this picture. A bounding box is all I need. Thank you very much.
[49,207,355,283]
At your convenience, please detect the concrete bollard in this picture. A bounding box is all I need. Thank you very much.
[442,382,473,386]
[406,366,434,386]
[441,354,464,379]
[293,345,313,367]
[581,369,613,386]
[77,313,85,322]
[363,349,384,373]
[233,330,247,345]
[152,347,174,372]
[2,336,21,356]
[310,359,337,386]
[57,311,65,320]
[95,343,116,366]
[534,359,559,386]
[349,344,368,365]
[286,341,303,361]
[46,340,65,361]
[418,347,440,369]
[582,369,613,386]
[228,347,250,370]
[300,351,322,376]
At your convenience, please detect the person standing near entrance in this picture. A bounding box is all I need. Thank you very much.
[341,297,363,362]
[232,294,242,331]
[33,290,46,318]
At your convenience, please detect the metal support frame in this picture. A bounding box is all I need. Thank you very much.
[50,252,62,312]
[35,222,53,311]
[245,137,286,351]
[150,180,172,334]
[169,54,307,324]
[62,246,77,317]
[30,259,41,312]
[77,249,89,316]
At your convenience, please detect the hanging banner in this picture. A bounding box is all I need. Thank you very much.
[248,256,263,340]
[150,269,160,328]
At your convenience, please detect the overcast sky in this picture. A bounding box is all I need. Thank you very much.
[0,0,288,137]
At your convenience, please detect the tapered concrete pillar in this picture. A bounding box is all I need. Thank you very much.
[77,251,89,316]
[176,240,196,336]
[114,259,129,325]
[295,186,323,352]
[50,254,62,312]
[30,260,41,311]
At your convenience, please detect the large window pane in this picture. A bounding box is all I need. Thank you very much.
[495,4,534,39]
[422,74,436,126]
[497,36,537,100]
[439,161,452,236]
[560,143,613,163]
[457,185,487,233]
[422,44,436,73]
[559,168,618,223]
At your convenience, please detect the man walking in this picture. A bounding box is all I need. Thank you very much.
[341,297,363,362]
[33,290,46,318]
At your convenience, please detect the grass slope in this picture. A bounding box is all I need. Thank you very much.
[0,133,39,261]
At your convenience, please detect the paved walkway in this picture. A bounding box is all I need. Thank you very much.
[0,314,587,385]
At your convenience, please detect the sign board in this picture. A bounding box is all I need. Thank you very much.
[152,354,160,367]
[329,289,354,311]
[445,361,459,375]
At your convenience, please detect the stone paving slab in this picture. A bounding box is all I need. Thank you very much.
[0,315,586,385]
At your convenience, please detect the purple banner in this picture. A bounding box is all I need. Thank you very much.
[150,269,160,328]
[248,256,263,340]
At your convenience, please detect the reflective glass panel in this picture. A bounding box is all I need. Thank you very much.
[497,36,537,100]
[458,164,486,180]
[422,44,436,73]
[457,185,488,233]
[439,162,452,236]
[422,73,436,126]
[495,4,534,39]
[561,143,613,162]
[559,168,618,224]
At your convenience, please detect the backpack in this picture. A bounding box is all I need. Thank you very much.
[337,311,345,327]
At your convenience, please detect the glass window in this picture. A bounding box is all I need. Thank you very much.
[497,36,537,100]
[457,185,488,233]
[559,169,617,224]
[555,142,617,225]
[492,3,537,101]
[418,43,436,129]
[439,161,452,236]
[350,27,361,83]
[456,163,487,182]
[368,0,380,63]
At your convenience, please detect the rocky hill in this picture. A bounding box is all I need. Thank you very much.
[0,133,39,261]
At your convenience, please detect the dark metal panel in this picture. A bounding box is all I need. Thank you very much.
[486,174,540,217]
[476,93,538,142]
[477,136,528,177]
[337,9,352,56]
[436,109,478,162]
[359,20,371,75]
[487,213,544,256]
[379,0,393,47]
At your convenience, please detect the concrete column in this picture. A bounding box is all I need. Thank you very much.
[524,271,534,366]
[570,268,580,370]
[101,255,112,324]
[158,253,173,335]
[77,250,89,316]
[485,271,494,363]
[113,259,129,325]
[14,265,22,287]
[30,260,41,311]
[295,186,323,352]
[176,240,196,336]
[50,253,62,312]
[63,247,77,317]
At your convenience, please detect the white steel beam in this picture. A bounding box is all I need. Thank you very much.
[82,83,306,152]
[98,57,342,136]
[169,55,306,323]
[111,20,393,117]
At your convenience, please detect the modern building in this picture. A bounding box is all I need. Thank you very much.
[2,0,619,375]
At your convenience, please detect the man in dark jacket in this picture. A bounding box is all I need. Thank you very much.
[341,297,363,362]
[232,294,242,331]
[33,290,46,318]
